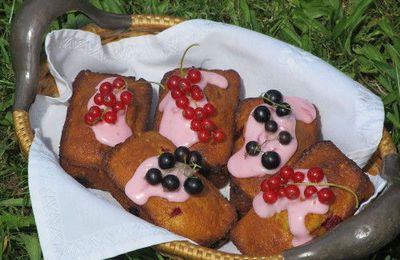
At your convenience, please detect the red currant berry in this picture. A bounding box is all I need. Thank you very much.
[84,113,97,125]
[263,189,278,204]
[191,89,204,101]
[267,175,282,190]
[112,101,126,112]
[280,176,288,184]
[317,188,335,205]
[278,187,286,197]
[113,77,125,89]
[120,91,133,105]
[260,178,270,192]
[284,185,300,200]
[279,166,294,181]
[182,106,195,119]
[307,167,324,183]
[103,111,117,124]
[201,118,215,131]
[304,186,318,198]
[178,78,191,93]
[213,129,225,142]
[194,107,206,120]
[198,130,211,142]
[167,75,181,90]
[187,68,202,83]
[103,93,117,107]
[171,88,184,99]
[191,119,202,131]
[204,103,216,116]
[191,85,202,93]
[94,93,104,105]
[176,96,189,109]
[88,106,101,118]
[292,171,305,183]
[99,82,113,94]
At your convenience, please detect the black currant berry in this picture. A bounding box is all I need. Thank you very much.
[188,151,202,167]
[253,106,270,123]
[263,89,283,105]
[158,152,175,169]
[162,174,180,191]
[265,120,278,132]
[261,151,281,169]
[174,146,190,163]
[245,141,260,156]
[145,168,163,185]
[184,177,204,195]
[276,102,291,117]
[278,131,292,145]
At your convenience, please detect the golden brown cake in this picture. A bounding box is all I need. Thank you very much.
[103,131,237,246]
[59,70,152,209]
[153,68,241,188]
[230,141,374,256]
[229,97,322,216]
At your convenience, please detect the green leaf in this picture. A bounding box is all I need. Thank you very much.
[281,23,302,47]
[382,92,399,105]
[332,0,374,39]
[239,0,251,25]
[378,17,396,40]
[0,198,30,207]
[354,44,385,62]
[18,234,41,260]
[249,10,260,31]
[387,112,400,129]
[0,215,35,230]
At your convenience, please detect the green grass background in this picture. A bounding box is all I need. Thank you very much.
[0,0,399,259]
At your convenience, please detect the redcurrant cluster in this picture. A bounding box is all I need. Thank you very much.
[166,68,225,143]
[260,166,336,205]
[84,77,133,125]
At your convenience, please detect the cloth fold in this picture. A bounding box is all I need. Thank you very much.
[28,19,385,259]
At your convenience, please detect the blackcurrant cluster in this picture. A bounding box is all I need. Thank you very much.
[246,90,295,170]
[144,147,204,195]
[245,141,281,169]
[262,89,291,117]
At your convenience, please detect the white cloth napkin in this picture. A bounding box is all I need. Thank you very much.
[28,19,386,259]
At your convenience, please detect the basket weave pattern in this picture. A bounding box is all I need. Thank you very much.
[13,14,396,259]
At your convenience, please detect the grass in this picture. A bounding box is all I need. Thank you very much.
[0,0,399,259]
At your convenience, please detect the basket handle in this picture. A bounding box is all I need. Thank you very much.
[283,154,400,260]
[11,0,131,112]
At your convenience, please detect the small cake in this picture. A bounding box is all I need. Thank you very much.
[103,131,237,246]
[230,141,374,256]
[228,90,322,215]
[59,70,152,209]
[153,68,241,188]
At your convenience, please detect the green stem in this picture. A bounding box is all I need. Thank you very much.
[260,92,291,111]
[293,182,359,208]
[179,43,200,76]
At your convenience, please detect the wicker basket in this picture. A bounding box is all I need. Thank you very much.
[12,13,398,260]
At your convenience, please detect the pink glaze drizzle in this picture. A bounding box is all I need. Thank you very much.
[227,96,316,178]
[87,77,132,147]
[252,169,329,246]
[124,156,190,205]
[158,71,228,147]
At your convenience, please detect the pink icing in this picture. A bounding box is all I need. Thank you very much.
[253,170,329,246]
[158,71,228,147]
[227,96,316,178]
[124,156,191,205]
[87,77,132,147]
